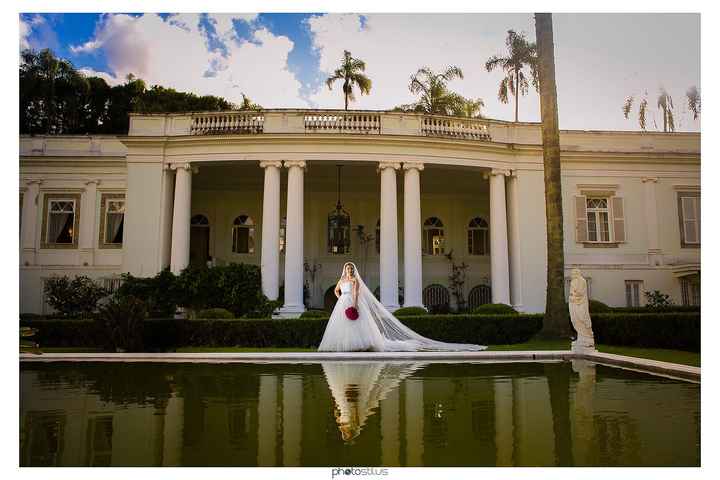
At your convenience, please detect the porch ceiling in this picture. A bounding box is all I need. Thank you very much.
[191,162,489,194]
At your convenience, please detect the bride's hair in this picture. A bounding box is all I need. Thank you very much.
[341,262,356,279]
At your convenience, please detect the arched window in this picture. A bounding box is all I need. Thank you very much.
[279,216,287,253]
[232,215,255,254]
[423,217,445,255]
[422,284,450,313]
[191,214,209,226]
[468,217,490,255]
[468,285,492,309]
[375,219,381,254]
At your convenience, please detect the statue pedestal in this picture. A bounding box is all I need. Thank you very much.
[571,338,596,354]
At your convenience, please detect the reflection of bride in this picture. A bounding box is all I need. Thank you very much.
[318,262,487,352]
[322,362,427,442]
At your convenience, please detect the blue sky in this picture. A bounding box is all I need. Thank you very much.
[19,12,701,131]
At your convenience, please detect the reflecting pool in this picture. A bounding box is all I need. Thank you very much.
[19,360,699,466]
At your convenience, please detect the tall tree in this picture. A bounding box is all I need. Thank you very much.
[325,50,372,110]
[535,13,571,339]
[397,66,466,115]
[485,30,538,122]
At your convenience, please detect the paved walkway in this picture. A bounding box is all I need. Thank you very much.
[20,349,699,382]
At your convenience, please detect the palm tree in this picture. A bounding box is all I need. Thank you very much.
[485,30,538,122]
[534,13,571,339]
[325,50,372,110]
[686,86,701,120]
[623,87,677,132]
[398,66,466,115]
[452,97,485,118]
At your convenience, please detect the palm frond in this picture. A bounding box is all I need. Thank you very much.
[686,86,700,120]
[639,98,648,131]
[498,77,509,104]
[622,96,634,119]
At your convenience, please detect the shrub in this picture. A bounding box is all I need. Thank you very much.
[393,306,428,316]
[644,290,675,308]
[588,299,611,313]
[610,305,700,314]
[196,308,234,319]
[43,275,108,318]
[117,269,177,317]
[300,309,329,319]
[472,303,518,315]
[95,295,147,352]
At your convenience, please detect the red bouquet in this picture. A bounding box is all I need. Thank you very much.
[345,306,359,320]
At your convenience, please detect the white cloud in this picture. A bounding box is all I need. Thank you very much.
[306,13,700,131]
[19,14,44,51]
[208,13,258,40]
[77,67,122,86]
[69,13,305,108]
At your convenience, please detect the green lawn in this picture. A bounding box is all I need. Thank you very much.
[33,343,699,367]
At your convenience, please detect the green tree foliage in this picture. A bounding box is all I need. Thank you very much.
[20,48,240,135]
[325,50,372,110]
[485,29,538,122]
[43,274,108,318]
[396,66,467,115]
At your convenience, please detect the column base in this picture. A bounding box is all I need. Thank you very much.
[402,303,427,311]
[511,303,524,312]
[274,304,306,319]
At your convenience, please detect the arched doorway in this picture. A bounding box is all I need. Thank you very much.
[324,286,339,312]
[468,285,492,309]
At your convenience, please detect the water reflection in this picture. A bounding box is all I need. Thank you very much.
[19,361,700,466]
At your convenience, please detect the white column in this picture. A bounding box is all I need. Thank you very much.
[404,379,424,466]
[21,179,42,265]
[403,162,425,309]
[278,160,306,317]
[506,171,523,310]
[642,177,662,266]
[379,162,401,311]
[170,163,197,274]
[79,179,100,265]
[485,169,511,304]
[260,161,283,301]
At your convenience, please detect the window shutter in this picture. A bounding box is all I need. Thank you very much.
[681,196,698,243]
[611,196,625,242]
[575,195,588,242]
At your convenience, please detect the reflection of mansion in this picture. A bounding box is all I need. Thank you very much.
[19,110,700,315]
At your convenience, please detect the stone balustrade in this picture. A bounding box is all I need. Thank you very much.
[421,114,491,141]
[304,112,381,134]
[190,112,264,135]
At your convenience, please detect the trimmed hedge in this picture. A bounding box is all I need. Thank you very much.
[591,312,699,351]
[20,311,700,352]
[472,303,518,315]
[393,306,429,316]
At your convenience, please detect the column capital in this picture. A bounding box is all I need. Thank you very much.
[483,168,511,180]
[641,176,659,184]
[284,160,307,170]
[170,163,199,174]
[402,162,424,172]
[24,178,44,187]
[259,160,283,169]
[378,161,402,172]
[84,179,101,187]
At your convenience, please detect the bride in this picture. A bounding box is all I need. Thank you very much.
[317,262,487,352]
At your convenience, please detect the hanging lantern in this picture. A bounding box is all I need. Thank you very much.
[328,165,351,254]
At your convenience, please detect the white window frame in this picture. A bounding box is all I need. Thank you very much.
[625,280,643,307]
[467,217,490,256]
[232,215,255,254]
[423,217,446,256]
[586,197,612,243]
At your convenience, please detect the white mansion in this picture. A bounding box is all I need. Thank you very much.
[19,110,700,316]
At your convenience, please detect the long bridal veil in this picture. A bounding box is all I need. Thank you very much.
[343,262,487,351]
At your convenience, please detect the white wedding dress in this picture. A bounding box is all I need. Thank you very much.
[317,262,487,352]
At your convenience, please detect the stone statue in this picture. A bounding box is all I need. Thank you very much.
[568,268,596,351]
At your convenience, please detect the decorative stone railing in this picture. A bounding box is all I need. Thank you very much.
[130,110,500,142]
[190,112,264,135]
[304,112,381,134]
[421,115,491,141]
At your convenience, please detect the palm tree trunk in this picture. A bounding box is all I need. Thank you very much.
[515,70,520,122]
[534,13,571,339]
[344,93,348,111]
